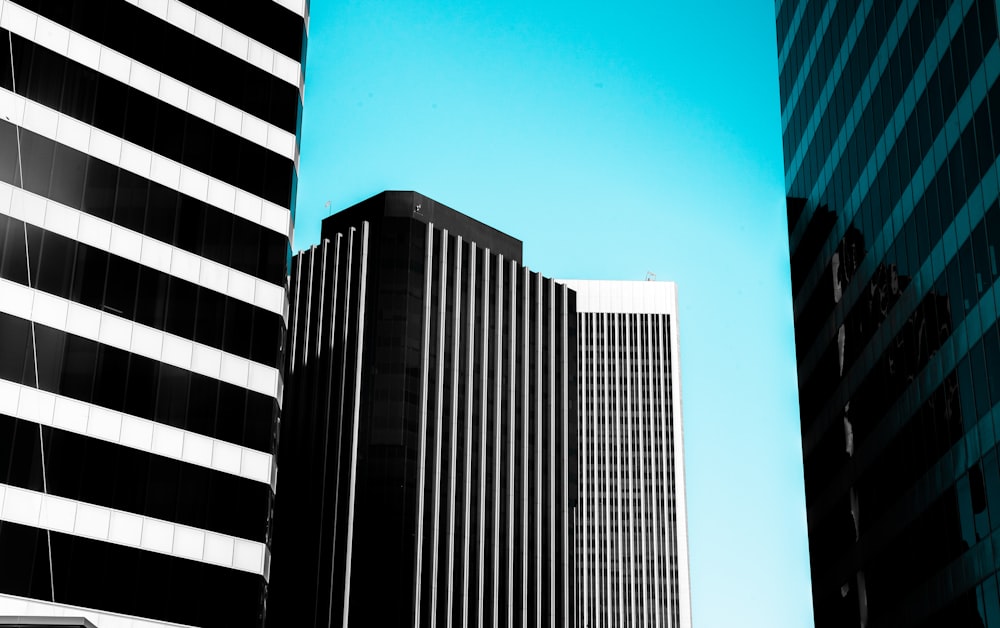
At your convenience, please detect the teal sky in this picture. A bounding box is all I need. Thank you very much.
[295,1,813,626]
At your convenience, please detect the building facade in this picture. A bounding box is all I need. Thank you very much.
[0,0,306,625]
[560,280,690,628]
[270,191,578,627]
[777,0,1000,624]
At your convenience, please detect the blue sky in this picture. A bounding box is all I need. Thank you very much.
[295,1,813,626]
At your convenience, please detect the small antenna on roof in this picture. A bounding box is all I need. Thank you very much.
[645,271,656,281]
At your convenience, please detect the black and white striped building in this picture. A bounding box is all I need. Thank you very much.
[0,0,306,625]
[560,280,691,628]
[271,191,578,627]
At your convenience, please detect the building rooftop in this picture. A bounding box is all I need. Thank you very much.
[320,191,523,263]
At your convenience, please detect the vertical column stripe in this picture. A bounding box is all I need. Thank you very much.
[647,313,662,628]
[548,280,557,628]
[319,235,341,627]
[429,228,450,628]
[535,274,543,628]
[412,222,435,628]
[302,247,315,367]
[447,236,464,628]
[315,238,328,360]
[477,250,490,628]
[507,260,517,628]
[561,285,570,628]
[521,266,529,628]
[491,255,504,628]
[460,241,474,628]
[289,248,303,373]
[340,222,370,626]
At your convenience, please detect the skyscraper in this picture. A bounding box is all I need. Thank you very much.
[777,0,1000,624]
[560,280,691,628]
[0,0,306,625]
[270,191,578,628]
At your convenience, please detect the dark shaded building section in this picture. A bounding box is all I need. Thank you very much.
[270,191,577,627]
[0,0,307,625]
[777,0,1000,625]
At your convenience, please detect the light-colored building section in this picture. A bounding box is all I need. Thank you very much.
[559,279,691,628]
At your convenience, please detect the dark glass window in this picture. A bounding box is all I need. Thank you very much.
[0,119,288,284]
[181,0,305,60]
[8,0,300,133]
[0,313,275,451]
[0,214,284,366]
[4,31,296,207]
[0,414,270,540]
[49,531,264,626]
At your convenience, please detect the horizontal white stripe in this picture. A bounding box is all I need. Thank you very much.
[0,181,287,319]
[0,278,281,400]
[0,378,274,485]
[558,279,678,315]
[0,86,292,240]
[124,0,302,89]
[0,1,298,163]
[0,593,194,628]
[0,484,269,578]
[273,0,307,20]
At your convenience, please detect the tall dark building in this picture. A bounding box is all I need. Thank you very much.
[270,191,578,628]
[0,0,306,625]
[777,0,1000,624]
[560,280,691,628]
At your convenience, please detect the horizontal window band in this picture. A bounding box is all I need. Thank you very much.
[0,508,267,625]
[787,0,962,218]
[0,485,270,578]
[787,0,973,253]
[0,122,289,287]
[0,35,294,210]
[0,93,292,241]
[0,308,277,453]
[775,0,805,73]
[178,0,305,61]
[777,0,838,122]
[794,49,999,365]
[0,412,271,540]
[0,28,296,202]
[0,278,281,399]
[790,2,987,313]
[0,379,274,486]
[797,157,1000,418]
[0,211,285,366]
[0,16,297,164]
[783,0,879,181]
[802,261,1000,465]
[123,0,302,87]
[3,0,300,133]
[0,592,193,628]
[0,181,287,319]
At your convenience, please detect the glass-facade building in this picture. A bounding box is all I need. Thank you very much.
[0,0,306,625]
[777,0,1000,624]
[559,280,691,628]
[270,191,578,627]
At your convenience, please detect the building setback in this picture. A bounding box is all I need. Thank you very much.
[269,191,577,628]
[777,0,1000,624]
[560,280,690,628]
[0,0,306,625]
